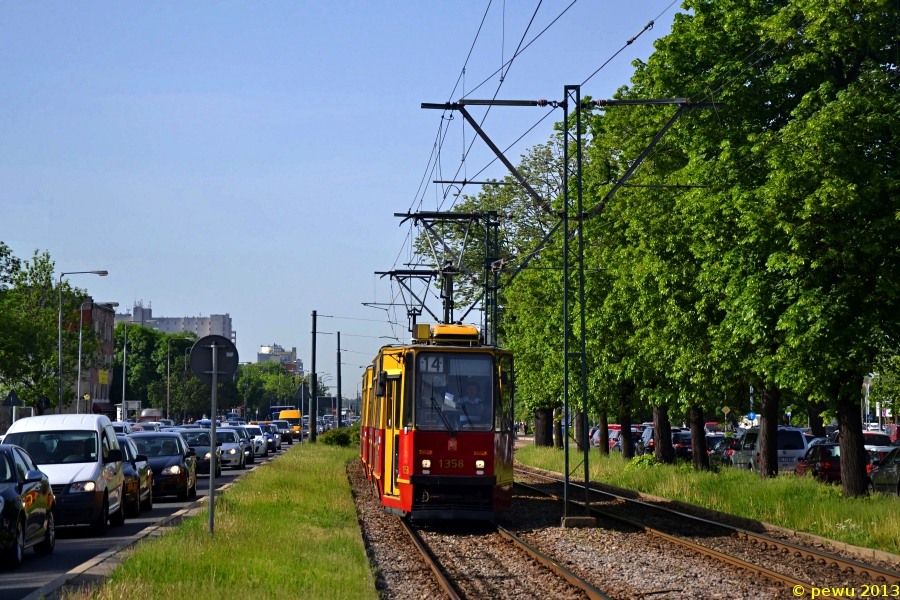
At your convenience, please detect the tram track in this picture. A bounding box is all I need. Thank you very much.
[398,515,612,600]
[514,466,900,594]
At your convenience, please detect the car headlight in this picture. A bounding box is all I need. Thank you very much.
[161,465,182,475]
[228,448,238,454]
[421,459,431,468]
[204,452,212,460]
[70,481,96,493]
[476,460,485,469]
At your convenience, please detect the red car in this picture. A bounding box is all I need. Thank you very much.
[795,443,841,482]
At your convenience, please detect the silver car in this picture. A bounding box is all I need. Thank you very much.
[215,430,245,470]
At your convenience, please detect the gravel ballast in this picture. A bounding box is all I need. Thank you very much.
[349,458,445,599]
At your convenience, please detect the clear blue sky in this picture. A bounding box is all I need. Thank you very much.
[0,0,680,393]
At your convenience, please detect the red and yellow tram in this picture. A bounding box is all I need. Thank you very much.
[360,323,514,520]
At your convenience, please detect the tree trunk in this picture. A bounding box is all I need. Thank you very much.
[619,383,634,460]
[653,404,675,464]
[837,375,867,497]
[758,387,780,478]
[807,399,827,437]
[553,413,564,449]
[533,408,553,447]
[574,408,585,452]
[598,411,609,455]
[689,403,710,470]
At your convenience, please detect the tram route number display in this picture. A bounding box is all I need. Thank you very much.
[438,459,464,469]
[419,356,445,373]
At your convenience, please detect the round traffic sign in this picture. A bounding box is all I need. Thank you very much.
[747,411,757,421]
[189,335,239,385]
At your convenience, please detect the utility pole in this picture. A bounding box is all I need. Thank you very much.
[336,331,342,428]
[309,310,317,443]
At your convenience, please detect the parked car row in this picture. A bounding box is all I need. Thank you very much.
[0,413,288,570]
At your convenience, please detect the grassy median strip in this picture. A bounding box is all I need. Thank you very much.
[73,445,376,600]
[518,445,900,555]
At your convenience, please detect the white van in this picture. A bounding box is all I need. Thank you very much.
[4,415,125,534]
[732,426,809,472]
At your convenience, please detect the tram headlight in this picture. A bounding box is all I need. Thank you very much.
[475,460,485,469]
[421,459,431,469]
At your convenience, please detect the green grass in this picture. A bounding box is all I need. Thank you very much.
[71,445,376,600]
[517,445,900,555]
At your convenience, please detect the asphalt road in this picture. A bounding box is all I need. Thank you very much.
[0,444,292,600]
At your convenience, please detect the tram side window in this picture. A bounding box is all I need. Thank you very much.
[403,369,414,428]
[375,393,383,429]
[392,378,402,430]
[386,380,394,429]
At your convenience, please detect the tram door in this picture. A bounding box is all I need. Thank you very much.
[383,376,401,497]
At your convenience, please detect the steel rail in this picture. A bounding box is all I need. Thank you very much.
[513,480,812,593]
[495,524,614,600]
[515,467,900,585]
[397,517,462,600]
[399,514,612,600]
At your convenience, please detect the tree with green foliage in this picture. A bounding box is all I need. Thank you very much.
[0,249,100,412]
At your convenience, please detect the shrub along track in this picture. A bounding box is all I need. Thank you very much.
[515,465,900,595]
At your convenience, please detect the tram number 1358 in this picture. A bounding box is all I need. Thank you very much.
[439,459,464,469]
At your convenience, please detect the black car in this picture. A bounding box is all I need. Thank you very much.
[130,433,198,501]
[178,429,222,477]
[116,435,153,516]
[0,444,55,568]
[671,431,693,460]
[219,427,255,464]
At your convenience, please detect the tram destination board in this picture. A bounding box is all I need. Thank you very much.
[189,335,239,384]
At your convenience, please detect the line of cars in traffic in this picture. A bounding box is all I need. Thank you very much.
[589,421,900,496]
[0,414,286,570]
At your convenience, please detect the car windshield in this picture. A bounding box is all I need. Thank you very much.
[216,431,238,444]
[134,436,182,457]
[181,431,212,446]
[823,446,841,458]
[865,433,892,446]
[112,425,126,433]
[5,430,99,465]
[246,427,262,436]
[0,454,15,483]
[415,352,494,432]
[777,431,805,450]
[673,432,692,444]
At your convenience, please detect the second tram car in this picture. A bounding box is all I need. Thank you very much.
[360,323,514,520]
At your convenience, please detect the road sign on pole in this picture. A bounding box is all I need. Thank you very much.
[2,391,21,407]
[190,335,239,536]
[722,406,731,415]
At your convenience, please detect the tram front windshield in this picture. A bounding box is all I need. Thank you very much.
[416,352,493,432]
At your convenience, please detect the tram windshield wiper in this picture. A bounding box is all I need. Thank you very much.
[428,394,455,433]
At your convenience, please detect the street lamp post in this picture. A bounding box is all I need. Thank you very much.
[59,270,107,412]
[76,301,118,414]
